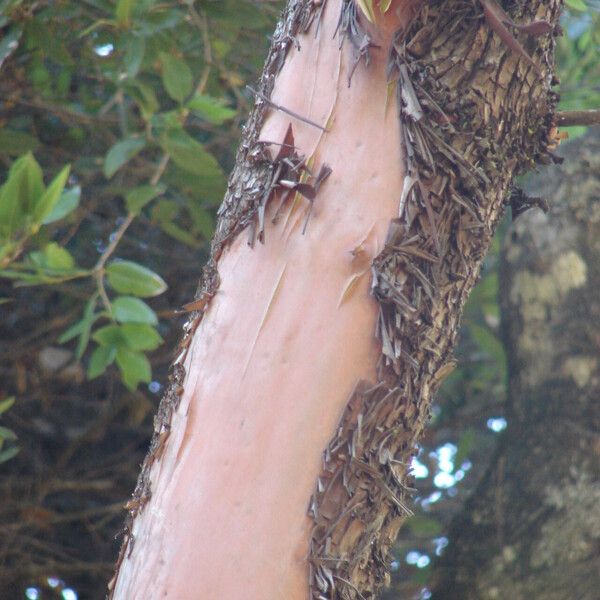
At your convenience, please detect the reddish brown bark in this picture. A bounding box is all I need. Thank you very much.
[109,0,562,598]
[111,1,416,598]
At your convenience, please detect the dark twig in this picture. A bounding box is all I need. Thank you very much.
[246,86,328,131]
[556,110,600,127]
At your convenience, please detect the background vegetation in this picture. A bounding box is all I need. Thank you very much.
[0,0,598,598]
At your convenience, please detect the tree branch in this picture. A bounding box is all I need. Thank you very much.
[556,109,600,127]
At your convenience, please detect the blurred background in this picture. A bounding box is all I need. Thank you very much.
[0,1,599,598]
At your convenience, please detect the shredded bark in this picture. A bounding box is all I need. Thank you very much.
[307,0,561,598]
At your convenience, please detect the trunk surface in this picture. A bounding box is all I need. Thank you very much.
[430,129,600,600]
[110,1,562,598]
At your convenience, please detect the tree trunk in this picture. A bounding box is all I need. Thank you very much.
[430,128,600,600]
[108,1,562,598]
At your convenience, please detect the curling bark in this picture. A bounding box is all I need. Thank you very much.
[109,0,563,598]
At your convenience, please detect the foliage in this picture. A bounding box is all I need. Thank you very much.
[0,0,274,392]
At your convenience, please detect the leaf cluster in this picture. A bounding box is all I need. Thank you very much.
[0,0,274,393]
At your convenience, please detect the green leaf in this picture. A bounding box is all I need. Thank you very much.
[159,52,193,103]
[187,94,236,125]
[124,35,145,78]
[0,152,44,236]
[58,298,99,351]
[161,128,223,178]
[125,184,165,215]
[565,0,587,10]
[0,425,17,442]
[32,164,71,224]
[0,396,15,416]
[406,515,443,537]
[0,129,40,156]
[106,260,167,297]
[88,344,117,379]
[126,80,159,118]
[115,347,151,390]
[93,324,125,347]
[42,242,75,270]
[0,446,20,464]
[103,137,146,178]
[43,186,81,224]
[75,296,98,359]
[120,323,163,350]
[112,296,158,325]
[116,0,136,25]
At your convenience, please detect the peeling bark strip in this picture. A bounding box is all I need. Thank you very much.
[308,0,561,598]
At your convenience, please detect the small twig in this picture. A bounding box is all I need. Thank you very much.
[92,214,134,314]
[92,151,169,314]
[187,4,213,95]
[556,109,600,127]
[247,86,328,131]
[150,153,170,186]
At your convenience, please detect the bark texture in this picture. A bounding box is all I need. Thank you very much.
[109,1,563,598]
[430,129,600,600]
[308,1,561,597]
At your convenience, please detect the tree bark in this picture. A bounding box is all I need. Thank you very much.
[430,128,600,600]
[109,1,562,598]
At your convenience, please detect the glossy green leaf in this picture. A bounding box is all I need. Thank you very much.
[106,260,167,297]
[88,344,117,379]
[159,52,193,103]
[115,347,151,390]
[125,184,165,215]
[103,137,146,178]
[42,242,75,270]
[565,0,587,10]
[120,323,162,350]
[187,94,236,125]
[0,152,44,236]
[112,296,158,324]
[33,164,71,224]
[43,186,81,224]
